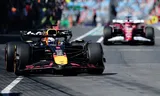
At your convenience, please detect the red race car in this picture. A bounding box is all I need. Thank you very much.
[103,16,155,45]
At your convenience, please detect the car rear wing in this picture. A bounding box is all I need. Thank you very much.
[112,19,124,23]
[20,29,72,42]
[112,19,144,23]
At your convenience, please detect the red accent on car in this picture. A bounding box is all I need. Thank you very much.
[71,63,80,66]
[123,22,134,41]
[44,65,52,68]
[26,65,34,69]
[91,64,96,68]
[88,64,96,68]
[56,47,60,49]
[35,66,41,68]
[45,50,51,52]
[49,62,53,66]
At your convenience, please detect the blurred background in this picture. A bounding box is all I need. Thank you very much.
[0,0,160,34]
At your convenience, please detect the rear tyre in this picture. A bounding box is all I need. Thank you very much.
[103,26,112,45]
[87,43,105,74]
[5,42,18,72]
[14,43,31,76]
[145,27,155,45]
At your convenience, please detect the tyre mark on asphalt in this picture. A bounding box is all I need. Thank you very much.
[105,46,131,67]
[119,51,131,67]
[106,77,160,95]
[80,35,160,95]
[28,77,86,96]
[82,75,160,96]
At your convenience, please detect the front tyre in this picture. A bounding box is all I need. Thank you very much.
[87,43,105,74]
[103,26,112,45]
[5,42,18,72]
[14,43,31,76]
[145,27,155,45]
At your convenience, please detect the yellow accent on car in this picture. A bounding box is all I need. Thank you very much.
[46,29,58,34]
[54,56,68,65]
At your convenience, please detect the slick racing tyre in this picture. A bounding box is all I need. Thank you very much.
[145,27,155,45]
[5,42,18,72]
[87,43,104,74]
[103,26,112,45]
[14,43,31,76]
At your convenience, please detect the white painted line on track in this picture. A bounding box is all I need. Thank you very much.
[1,76,23,93]
[0,26,103,94]
[72,26,101,41]
[155,26,160,30]
[97,37,104,43]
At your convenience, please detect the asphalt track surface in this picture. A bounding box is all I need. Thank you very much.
[1,25,160,96]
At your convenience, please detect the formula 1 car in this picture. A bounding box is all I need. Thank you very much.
[103,16,155,45]
[5,29,105,76]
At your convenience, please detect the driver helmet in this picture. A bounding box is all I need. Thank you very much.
[48,37,56,44]
[36,31,43,35]
[48,38,64,46]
